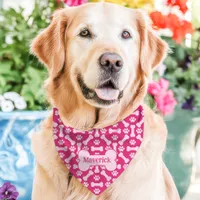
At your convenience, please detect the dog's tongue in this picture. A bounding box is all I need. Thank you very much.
[95,88,119,100]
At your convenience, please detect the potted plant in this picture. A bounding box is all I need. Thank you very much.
[0,1,57,199]
[148,0,200,198]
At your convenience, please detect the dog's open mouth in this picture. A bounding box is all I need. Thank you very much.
[95,80,120,101]
[77,75,123,105]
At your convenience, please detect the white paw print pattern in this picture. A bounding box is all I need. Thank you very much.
[123,128,129,134]
[76,135,82,140]
[136,128,142,134]
[94,188,100,194]
[59,153,64,158]
[105,182,111,187]
[76,171,82,176]
[53,122,58,127]
[118,146,125,152]
[129,139,136,145]
[94,140,100,145]
[76,158,80,163]
[69,146,76,151]
[54,134,58,139]
[100,128,107,134]
[66,164,71,169]
[123,164,128,169]
[113,123,118,128]
[129,152,135,158]
[105,146,111,150]
[112,171,118,176]
[65,128,71,133]
[83,146,89,151]
[129,117,136,123]
[58,140,64,145]
[112,135,118,140]
[83,182,89,187]
[94,175,100,181]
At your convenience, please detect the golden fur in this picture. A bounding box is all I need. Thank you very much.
[31,2,180,200]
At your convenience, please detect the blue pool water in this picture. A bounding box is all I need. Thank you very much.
[0,111,49,200]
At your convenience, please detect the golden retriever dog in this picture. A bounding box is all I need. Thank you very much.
[31,2,180,200]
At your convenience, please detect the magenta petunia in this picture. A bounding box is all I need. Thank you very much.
[58,0,87,6]
[0,182,19,200]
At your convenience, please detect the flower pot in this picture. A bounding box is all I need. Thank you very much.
[164,107,200,199]
[0,111,49,200]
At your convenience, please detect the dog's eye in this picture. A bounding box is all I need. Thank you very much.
[122,31,131,39]
[79,29,91,38]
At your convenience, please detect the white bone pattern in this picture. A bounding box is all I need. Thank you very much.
[83,170,94,181]
[91,182,103,187]
[119,134,129,145]
[65,152,75,163]
[91,146,103,152]
[101,134,111,145]
[108,128,121,134]
[101,170,111,181]
[119,152,129,163]
[83,135,93,145]
[122,120,129,127]
[127,146,139,152]
[65,134,75,145]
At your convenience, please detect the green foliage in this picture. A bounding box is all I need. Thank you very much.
[0,0,57,110]
[161,35,200,110]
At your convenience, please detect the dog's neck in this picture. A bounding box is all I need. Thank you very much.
[54,78,147,130]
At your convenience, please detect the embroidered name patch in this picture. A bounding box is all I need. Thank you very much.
[53,106,144,195]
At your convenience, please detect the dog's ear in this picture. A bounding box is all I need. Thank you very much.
[31,9,68,77]
[135,10,168,79]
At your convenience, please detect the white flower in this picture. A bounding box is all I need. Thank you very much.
[3,92,20,101]
[1,100,14,112]
[156,63,167,76]
[14,97,27,110]
[0,95,5,106]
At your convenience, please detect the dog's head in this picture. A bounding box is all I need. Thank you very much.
[31,2,167,110]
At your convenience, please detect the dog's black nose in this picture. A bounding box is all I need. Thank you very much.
[99,53,123,73]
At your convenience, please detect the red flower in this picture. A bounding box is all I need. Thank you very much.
[167,16,193,43]
[167,0,188,13]
[150,11,167,29]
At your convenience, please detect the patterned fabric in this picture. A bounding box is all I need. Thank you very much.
[53,106,144,195]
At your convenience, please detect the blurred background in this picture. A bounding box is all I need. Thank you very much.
[0,0,200,199]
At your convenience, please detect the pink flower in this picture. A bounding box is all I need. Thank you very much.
[148,78,169,96]
[148,78,177,116]
[155,90,177,115]
[148,81,162,96]
[58,0,87,6]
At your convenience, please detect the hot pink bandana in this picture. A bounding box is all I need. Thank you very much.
[53,105,144,195]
